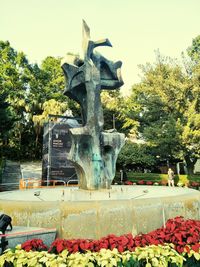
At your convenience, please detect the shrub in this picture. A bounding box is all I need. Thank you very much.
[137,180,146,185]
[147,216,200,253]
[146,181,153,185]
[21,238,47,252]
[124,181,133,185]
[115,172,200,187]
[189,181,199,188]
[2,245,199,267]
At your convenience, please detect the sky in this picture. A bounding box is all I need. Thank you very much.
[1,0,200,95]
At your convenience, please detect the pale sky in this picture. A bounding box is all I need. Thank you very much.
[1,0,200,95]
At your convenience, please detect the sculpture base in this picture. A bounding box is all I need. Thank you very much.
[0,186,199,239]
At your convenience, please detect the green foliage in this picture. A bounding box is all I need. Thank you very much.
[101,91,131,135]
[117,141,156,168]
[33,99,68,126]
[0,41,32,159]
[114,172,200,186]
[187,35,200,62]
[127,49,200,174]
[0,41,74,160]
[0,92,16,143]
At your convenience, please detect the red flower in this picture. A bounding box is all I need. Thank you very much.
[191,243,200,252]
[137,180,146,185]
[124,181,133,185]
[190,181,199,187]
[21,239,47,252]
[31,216,200,255]
[146,181,153,185]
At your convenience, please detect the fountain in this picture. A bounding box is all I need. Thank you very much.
[0,21,199,240]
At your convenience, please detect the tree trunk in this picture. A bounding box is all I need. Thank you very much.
[184,155,197,175]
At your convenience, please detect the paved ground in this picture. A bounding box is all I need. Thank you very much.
[4,226,56,251]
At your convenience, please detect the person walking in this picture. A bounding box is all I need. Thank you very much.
[168,168,175,187]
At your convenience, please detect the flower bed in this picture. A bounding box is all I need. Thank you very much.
[123,179,200,189]
[0,217,200,267]
[189,181,200,190]
[115,172,200,188]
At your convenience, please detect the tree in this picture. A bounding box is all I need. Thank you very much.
[27,56,77,159]
[0,42,82,160]
[101,90,136,135]
[184,35,200,172]
[187,35,200,62]
[127,51,200,174]
[0,41,32,158]
[117,141,156,170]
[0,91,16,156]
[26,56,66,117]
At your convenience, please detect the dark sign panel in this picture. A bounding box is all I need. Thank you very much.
[42,120,78,184]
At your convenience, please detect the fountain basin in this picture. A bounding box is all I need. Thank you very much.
[0,186,199,239]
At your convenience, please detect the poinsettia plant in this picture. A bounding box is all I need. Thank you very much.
[19,217,200,257]
[146,181,153,185]
[21,238,48,252]
[146,216,200,253]
[137,180,146,185]
[1,216,200,267]
[124,181,133,185]
[46,217,200,255]
[190,181,199,188]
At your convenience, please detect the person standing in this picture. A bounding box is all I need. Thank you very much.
[168,168,175,187]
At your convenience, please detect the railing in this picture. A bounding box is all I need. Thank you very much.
[66,173,78,186]
[19,178,78,189]
[20,179,66,189]
[0,178,79,191]
[67,179,79,186]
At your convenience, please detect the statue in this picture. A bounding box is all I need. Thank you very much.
[61,20,125,190]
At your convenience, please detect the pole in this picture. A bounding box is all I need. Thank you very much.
[47,120,52,186]
[113,114,115,129]
[120,169,123,184]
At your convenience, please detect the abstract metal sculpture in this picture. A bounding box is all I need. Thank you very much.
[61,20,125,190]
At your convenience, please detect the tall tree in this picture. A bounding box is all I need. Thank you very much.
[0,41,31,158]
[101,90,135,135]
[187,35,200,62]
[0,91,16,156]
[184,35,200,172]
[127,51,200,174]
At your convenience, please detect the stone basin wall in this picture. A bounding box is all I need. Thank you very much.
[0,187,199,239]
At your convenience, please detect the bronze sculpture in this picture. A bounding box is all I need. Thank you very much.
[62,21,125,190]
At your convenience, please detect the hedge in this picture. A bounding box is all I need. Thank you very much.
[114,172,200,186]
